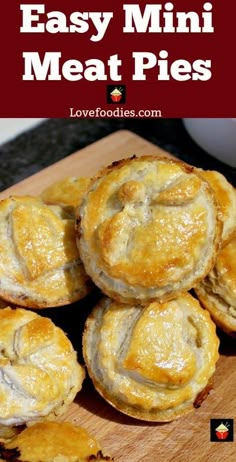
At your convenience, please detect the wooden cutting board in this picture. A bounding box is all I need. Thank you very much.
[0,130,235,461]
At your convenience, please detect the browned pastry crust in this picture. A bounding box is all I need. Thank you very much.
[83,293,219,422]
[195,233,236,336]
[77,155,222,304]
[0,421,113,461]
[0,307,85,427]
[0,196,93,308]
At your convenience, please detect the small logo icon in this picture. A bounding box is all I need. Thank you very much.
[210,419,234,442]
[107,85,126,104]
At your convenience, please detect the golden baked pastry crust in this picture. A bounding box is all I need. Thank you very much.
[0,196,93,308]
[198,169,236,244]
[0,421,113,462]
[77,156,222,304]
[83,293,219,422]
[195,233,236,336]
[0,307,85,426]
[41,176,91,210]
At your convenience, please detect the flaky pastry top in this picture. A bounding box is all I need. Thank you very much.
[0,196,92,308]
[83,293,219,421]
[77,156,222,303]
[0,307,85,426]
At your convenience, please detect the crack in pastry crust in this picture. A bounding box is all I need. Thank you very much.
[77,156,222,304]
[0,196,93,308]
[0,308,85,426]
[82,293,219,422]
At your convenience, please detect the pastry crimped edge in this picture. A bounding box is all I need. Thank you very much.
[195,233,236,337]
[82,293,219,422]
[195,282,236,337]
[0,307,85,427]
[77,155,223,304]
[197,169,236,245]
[0,421,113,461]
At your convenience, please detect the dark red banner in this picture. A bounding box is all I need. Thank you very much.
[0,1,234,117]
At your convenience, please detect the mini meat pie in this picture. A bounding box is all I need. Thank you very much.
[197,169,236,244]
[0,307,85,427]
[77,156,222,304]
[195,233,236,336]
[0,421,113,461]
[0,196,93,308]
[83,293,219,422]
[41,176,91,211]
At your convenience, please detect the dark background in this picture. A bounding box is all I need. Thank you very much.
[0,118,235,192]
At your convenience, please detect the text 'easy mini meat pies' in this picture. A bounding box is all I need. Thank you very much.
[77,156,222,303]
[195,233,236,337]
[83,293,219,422]
[0,196,93,308]
[0,307,85,427]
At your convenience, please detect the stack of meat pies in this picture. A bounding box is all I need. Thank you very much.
[0,152,234,430]
[0,191,92,435]
[77,155,224,422]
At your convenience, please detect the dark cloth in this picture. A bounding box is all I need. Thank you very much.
[0,118,235,191]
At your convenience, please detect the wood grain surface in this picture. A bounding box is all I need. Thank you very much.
[0,130,235,461]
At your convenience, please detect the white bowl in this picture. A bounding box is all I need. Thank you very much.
[182,118,236,168]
